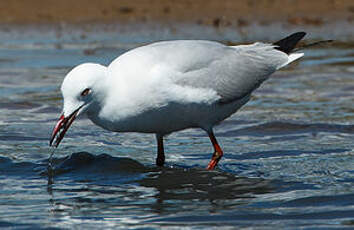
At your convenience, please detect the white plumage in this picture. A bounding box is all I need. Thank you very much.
[50,32,306,169]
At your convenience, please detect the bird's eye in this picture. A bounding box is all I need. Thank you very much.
[81,88,91,97]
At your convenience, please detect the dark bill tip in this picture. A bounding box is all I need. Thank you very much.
[49,110,78,147]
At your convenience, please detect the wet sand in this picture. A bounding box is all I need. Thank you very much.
[0,0,353,26]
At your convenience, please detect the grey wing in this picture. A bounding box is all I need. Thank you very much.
[175,42,289,104]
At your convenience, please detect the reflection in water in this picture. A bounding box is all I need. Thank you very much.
[44,152,273,216]
[139,168,272,213]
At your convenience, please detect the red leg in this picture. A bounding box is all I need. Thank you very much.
[156,134,165,167]
[206,131,223,170]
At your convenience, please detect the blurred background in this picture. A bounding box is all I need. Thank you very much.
[0,1,354,229]
[0,0,353,41]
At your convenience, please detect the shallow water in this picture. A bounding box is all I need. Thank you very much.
[0,25,354,229]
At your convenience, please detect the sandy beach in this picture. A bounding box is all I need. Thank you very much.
[0,0,353,26]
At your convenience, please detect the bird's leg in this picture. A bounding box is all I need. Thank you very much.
[156,134,165,167]
[206,130,223,170]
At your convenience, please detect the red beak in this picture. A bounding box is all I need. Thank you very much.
[49,110,78,147]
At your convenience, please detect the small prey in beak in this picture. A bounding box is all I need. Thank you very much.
[49,108,80,147]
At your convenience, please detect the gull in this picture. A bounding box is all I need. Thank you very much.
[50,32,306,170]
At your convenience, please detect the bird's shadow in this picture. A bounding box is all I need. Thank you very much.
[42,152,275,214]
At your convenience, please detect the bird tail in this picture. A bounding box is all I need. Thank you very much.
[277,52,304,69]
[273,32,333,69]
[273,31,333,53]
[273,32,306,54]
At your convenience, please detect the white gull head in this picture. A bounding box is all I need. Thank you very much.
[61,63,107,117]
[50,63,108,147]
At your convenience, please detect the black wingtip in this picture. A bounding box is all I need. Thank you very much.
[273,32,306,54]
